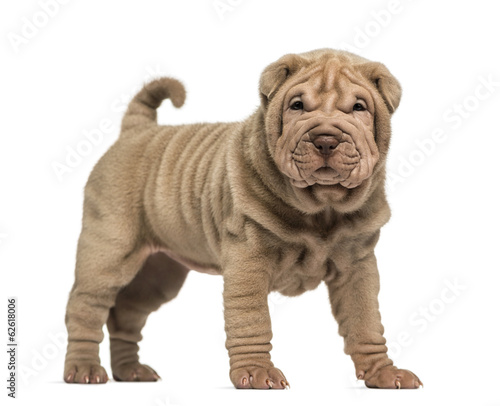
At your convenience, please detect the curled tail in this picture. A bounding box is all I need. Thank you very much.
[121,77,186,132]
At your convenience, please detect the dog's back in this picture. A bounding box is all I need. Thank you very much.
[87,78,240,272]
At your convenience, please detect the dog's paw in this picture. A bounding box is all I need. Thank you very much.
[112,362,161,382]
[363,365,422,389]
[64,363,109,384]
[230,366,289,389]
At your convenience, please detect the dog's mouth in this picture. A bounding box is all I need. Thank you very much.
[316,166,339,176]
[276,116,379,189]
[294,137,361,187]
[312,166,341,180]
[290,149,354,188]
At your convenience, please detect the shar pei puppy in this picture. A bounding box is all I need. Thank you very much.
[64,48,422,389]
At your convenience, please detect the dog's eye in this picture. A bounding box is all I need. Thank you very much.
[291,101,304,110]
[353,103,365,111]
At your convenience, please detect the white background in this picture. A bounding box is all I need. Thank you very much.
[1,1,500,405]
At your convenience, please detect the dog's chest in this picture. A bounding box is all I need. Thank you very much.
[270,241,335,296]
[260,209,344,296]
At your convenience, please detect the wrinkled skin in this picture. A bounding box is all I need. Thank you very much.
[273,63,379,189]
[63,49,422,390]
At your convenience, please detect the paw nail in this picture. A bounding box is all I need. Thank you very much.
[242,377,248,386]
[96,376,100,383]
[266,379,273,388]
[85,376,89,384]
[395,380,401,389]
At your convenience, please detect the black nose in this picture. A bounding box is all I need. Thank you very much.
[312,136,339,155]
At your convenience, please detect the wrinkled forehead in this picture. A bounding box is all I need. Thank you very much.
[283,59,374,110]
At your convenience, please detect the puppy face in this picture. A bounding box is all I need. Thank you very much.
[278,62,378,189]
[260,49,401,193]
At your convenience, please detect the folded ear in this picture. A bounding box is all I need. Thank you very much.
[357,62,402,114]
[259,54,304,105]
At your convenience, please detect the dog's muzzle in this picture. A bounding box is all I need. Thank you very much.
[276,115,378,189]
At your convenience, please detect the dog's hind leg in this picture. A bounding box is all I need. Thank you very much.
[64,240,150,384]
[107,252,189,382]
[63,159,156,384]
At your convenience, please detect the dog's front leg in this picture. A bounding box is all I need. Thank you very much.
[326,231,423,389]
[222,247,289,389]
